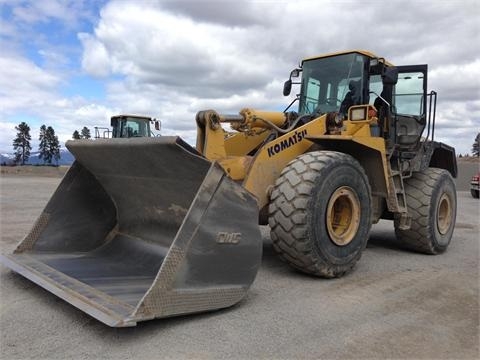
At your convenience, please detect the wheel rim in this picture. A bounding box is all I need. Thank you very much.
[437,193,452,235]
[326,186,360,246]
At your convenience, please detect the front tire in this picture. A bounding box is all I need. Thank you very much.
[395,168,457,254]
[268,151,372,278]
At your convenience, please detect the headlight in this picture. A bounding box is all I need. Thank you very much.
[350,107,367,121]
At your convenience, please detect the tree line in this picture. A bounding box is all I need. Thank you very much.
[13,122,61,165]
[72,126,92,140]
[11,124,96,165]
[11,123,480,165]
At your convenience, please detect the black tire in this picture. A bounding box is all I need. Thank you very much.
[471,189,479,199]
[268,151,372,278]
[395,168,457,254]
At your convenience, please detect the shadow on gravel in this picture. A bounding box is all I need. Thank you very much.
[367,232,411,252]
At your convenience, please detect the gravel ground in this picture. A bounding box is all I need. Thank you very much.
[0,174,478,359]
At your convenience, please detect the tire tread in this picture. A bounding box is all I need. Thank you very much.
[269,151,370,277]
[395,168,455,254]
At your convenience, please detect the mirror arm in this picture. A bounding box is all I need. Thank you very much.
[369,91,391,108]
[283,95,299,113]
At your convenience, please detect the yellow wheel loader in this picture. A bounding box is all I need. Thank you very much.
[94,114,161,138]
[1,50,457,327]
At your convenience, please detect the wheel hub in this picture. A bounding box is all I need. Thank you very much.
[437,193,452,235]
[326,186,360,246]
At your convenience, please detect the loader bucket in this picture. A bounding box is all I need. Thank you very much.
[0,137,262,327]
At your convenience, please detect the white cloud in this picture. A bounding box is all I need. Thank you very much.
[0,17,17,37]
[73,1,299,139]
[10,0,94,26]
[78,33,111,77]
[429,60,480,103]
[71,0,480,154]
[88,2,279,94]
[0,121,20,154]
[0,52,118,151]
[1,0,479,156]
[0,55,60,113]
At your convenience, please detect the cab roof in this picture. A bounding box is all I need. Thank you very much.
[111,114,152,121]
[302,50,394,67]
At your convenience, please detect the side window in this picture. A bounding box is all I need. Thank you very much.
[305,78,320,113]
[394,72,425,116]
[368,75,383,105]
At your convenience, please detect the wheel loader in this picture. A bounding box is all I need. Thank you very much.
[1,50,457,327]
[94,114,160,139]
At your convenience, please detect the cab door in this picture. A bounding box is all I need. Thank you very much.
[392,65,428,148]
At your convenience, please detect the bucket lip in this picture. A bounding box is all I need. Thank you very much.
[65,135,208,165]
[0,253,139,327]
[66,136,180,149]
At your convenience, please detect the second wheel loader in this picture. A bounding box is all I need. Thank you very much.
[94,114,160,138]
[1,50,457,327]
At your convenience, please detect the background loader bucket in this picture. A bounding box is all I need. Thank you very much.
[1,137,262,327]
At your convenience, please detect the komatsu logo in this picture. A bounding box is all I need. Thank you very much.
[267,129,307,157]
[216,232,241,244]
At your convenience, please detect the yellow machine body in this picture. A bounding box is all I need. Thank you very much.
[196,104,392,218]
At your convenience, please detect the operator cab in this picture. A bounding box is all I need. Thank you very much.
[285,50,433,153]
[111,115,159,138]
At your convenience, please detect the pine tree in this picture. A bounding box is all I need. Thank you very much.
[38,125,49,164]
[81,126,91,139]
[72,130,81,139]
[13,122,32,165]
[37,126,61,165]
[46,126,61,165]
[472,133,479,157]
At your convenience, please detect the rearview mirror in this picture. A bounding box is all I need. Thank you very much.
[283,68,301,96]
[154,120,161,131]
[283,79,292,96]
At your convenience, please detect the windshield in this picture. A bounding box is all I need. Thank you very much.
[114,117,151,137]
[299,53,368,116]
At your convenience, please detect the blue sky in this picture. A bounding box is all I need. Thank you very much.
[0,0,114,153]
[0,0,479,155]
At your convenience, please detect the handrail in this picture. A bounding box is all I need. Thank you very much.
[425,91,437,142]
[94,127,111,139]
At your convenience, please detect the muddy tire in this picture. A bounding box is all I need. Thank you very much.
[395,168,456,254]
[268,151,372,278]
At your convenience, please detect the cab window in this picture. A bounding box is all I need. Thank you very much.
[394,72,425,116]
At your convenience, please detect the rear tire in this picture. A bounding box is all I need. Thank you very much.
[268,151,372,278]
[471,189,479,199]
[395,168,456,254]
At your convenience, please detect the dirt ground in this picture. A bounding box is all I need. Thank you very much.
[0,165,69,178]
[0,163,478,359]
